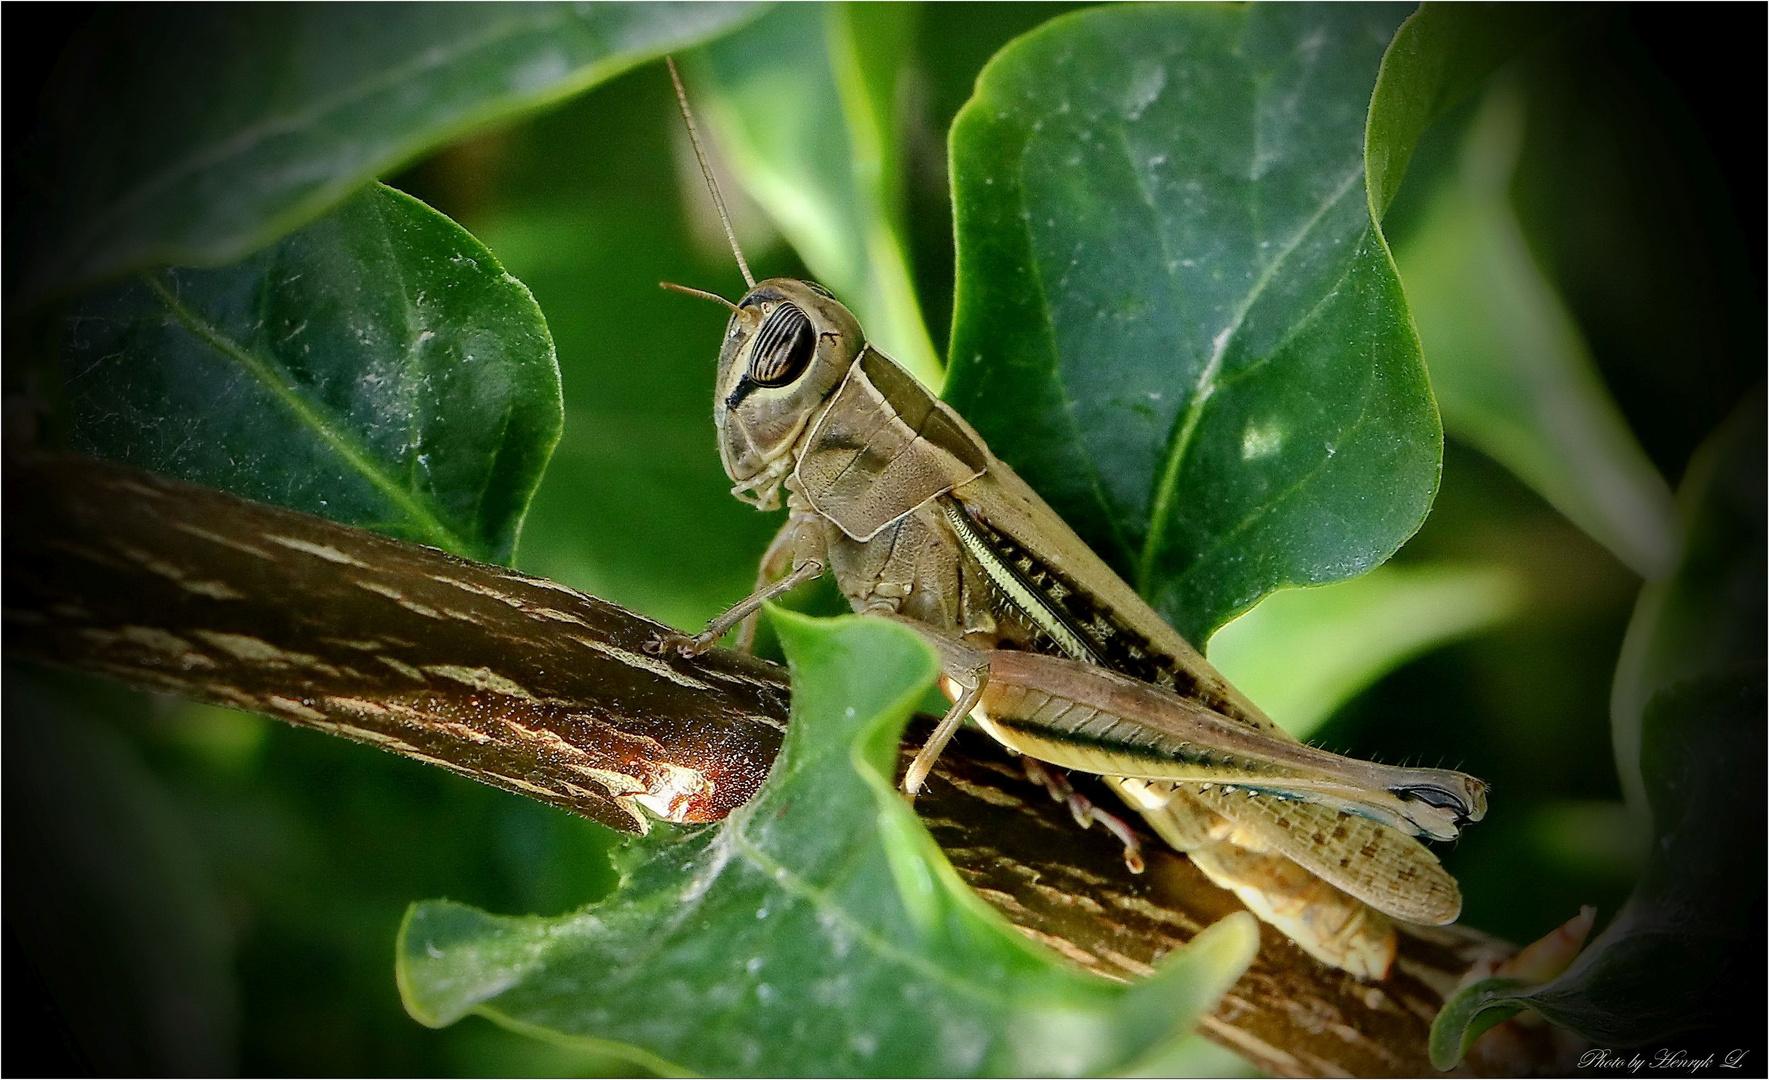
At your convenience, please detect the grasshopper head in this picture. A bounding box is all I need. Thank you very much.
[712,278,863,508]
[660,68,866,508]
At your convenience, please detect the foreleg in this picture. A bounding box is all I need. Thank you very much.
[735,514,817,653]
[649,514,826,659]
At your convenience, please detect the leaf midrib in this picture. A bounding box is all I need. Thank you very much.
[1135,165,1365,595]
[142,272,469,554]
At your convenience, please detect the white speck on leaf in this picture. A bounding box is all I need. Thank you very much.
[1123,63,1166,120]
[1241,423,1283,460]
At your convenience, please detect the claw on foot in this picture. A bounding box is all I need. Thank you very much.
[644,631,703,659]
[1094,811,1146,874]
[1021,759,1146,874]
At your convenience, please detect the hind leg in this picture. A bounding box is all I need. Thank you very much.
[1022,758,1146,873]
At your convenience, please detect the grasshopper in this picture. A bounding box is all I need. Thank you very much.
[652,60,1484,978]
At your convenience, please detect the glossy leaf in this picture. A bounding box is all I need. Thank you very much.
[691,2,944,387]
[12,3,760,304]
[1430,665,1766,1064]
[1208,562,1523,739]
[398,613,1258,1076]
[945,3,1439,645]
[1395,81,1679,579]
[1364,2,1570,220]
[62,184,560,565]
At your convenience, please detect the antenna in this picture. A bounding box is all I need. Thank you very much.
[666,56,755,289]
[659,280,740,313]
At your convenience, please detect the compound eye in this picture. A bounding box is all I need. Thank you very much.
[749,302,815,387]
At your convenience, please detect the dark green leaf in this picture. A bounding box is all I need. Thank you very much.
[62,184,560,564]
[1394,80,1678,579]
[1368,4,1674,576]
[397,612,1258,1076]
[13,3,761,304]
[1501,16,1759,481]
[945,4,1439,645]
[1430,665,1766,1064]
[692,3,943,386]
[1364,3,1571,220]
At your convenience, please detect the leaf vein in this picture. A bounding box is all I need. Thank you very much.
[1137,165,1365,594]
[141,271,467,553]
[724,807,1027,1009]
[1165,328,1383,621]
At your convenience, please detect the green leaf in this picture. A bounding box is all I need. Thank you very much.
[1611,391,1765,813]
[61,184,560,565]
[1430,665,1766,1065]
[1364,3,1571,221]
[1118,1033,1262,1079]
[1394,80,1679,579]
[397,612,1258,1076]
[691,2,944,387]
[1207,562,1523,739]
[13,3,761,304]
[944,4,1440,645]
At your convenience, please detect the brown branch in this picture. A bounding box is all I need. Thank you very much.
[3,455,1559,1077]
[3,454,787,832]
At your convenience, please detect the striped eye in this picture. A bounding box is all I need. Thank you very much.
[749,302,815,387]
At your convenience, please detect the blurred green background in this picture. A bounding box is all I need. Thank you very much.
[5,4,1761,1075]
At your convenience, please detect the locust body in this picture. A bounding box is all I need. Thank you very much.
[658,60,1484,978]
